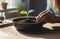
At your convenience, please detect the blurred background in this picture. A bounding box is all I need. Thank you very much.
[0,0,47,19]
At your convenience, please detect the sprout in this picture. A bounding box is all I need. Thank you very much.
[20,10,35,20]
[17,2,35,20]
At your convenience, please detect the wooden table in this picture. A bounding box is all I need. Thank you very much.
[0,21,60,39]
[0,20,13,28]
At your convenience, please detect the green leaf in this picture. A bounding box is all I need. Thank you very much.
[20,10,27,15]
[28,10,35,14]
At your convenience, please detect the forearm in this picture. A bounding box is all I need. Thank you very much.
[36,10,60,23]
[42,14,60,23]
[56,16,60,23]
[49,16,60,23]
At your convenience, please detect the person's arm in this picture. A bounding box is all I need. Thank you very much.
[36,10,60,24]
[56,16,60,23]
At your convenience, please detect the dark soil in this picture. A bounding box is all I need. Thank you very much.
[18,19,36,23]
[14,18,37,23]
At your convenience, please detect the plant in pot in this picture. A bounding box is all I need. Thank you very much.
[1,0,8,9]
[13,2,43,33]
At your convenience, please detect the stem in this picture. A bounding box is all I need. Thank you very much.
[27,14,28,20]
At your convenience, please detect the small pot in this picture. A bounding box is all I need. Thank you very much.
[13,16,43,30]
[1,2,8,9]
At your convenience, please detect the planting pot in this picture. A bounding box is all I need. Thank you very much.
[13,16,43,31]
[1,2,8,9]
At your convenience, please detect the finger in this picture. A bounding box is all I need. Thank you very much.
[38,12,53,23]
[36,10,48,21]
[37,10,48,17]
[37,11,49,23]
[37,11,49,21]
[40,10,48,15]
[38,16,46,23]
[40,11,49,18]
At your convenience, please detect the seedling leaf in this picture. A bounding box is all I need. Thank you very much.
[20,10,27,15]
[28,10,35,14]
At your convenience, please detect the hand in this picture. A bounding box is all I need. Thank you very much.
[36,10,48,23]
[36,10,58,24]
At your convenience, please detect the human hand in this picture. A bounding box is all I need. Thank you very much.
[36,10,57,24]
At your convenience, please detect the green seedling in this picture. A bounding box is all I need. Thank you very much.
[20,10,35,20]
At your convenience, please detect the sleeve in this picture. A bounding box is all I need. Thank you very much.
[46,0,54,14]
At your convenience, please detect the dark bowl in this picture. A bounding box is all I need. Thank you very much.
[13,16,43,30]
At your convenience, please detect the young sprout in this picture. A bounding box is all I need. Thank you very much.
[16,2,35,20]
[20,10,35,20]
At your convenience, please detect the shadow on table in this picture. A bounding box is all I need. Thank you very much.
[0,23,13,28]
[18,26,60,34]
[17,26,60,39]
[52,26,60,31]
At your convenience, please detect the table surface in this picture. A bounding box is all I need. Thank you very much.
[0,21,60,39]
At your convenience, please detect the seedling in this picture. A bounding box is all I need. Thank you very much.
[17,2,35,20]
[20,10,35,20]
